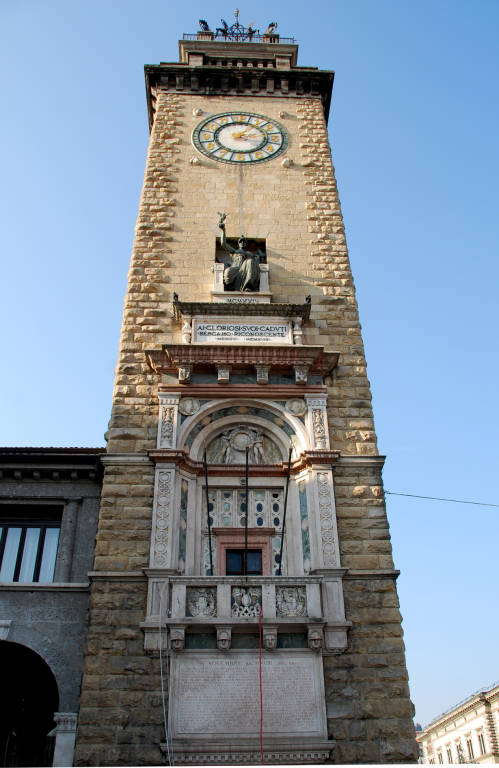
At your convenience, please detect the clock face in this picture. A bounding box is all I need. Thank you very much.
[192,112,288,164]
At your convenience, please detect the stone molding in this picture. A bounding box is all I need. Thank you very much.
[88,571,146,581]
[0,583,90,592]
[101,454,152,466]
[158,384,328,398]
[163,742,334,765]
[147,448,339,475]
[173,299,311,321]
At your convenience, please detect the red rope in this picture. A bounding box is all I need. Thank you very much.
[258,604,264,764]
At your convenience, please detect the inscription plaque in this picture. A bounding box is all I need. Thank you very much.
[170,650,327,739]
[192,319,293,345]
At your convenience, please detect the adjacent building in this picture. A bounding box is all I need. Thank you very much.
[417,682,499,764]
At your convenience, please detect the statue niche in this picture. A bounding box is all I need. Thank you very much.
[206,426,282,465]
[216,212,266,292]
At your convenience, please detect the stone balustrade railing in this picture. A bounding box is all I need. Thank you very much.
[141,574,350,653]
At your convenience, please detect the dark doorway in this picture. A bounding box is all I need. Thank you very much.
[0,641,58,767]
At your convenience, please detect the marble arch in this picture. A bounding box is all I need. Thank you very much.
[177,398,311,460]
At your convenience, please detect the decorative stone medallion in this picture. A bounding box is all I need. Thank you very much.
[285,398,307,417]
[178,397,200,416]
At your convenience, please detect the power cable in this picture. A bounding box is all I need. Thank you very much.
[386,491,499,508]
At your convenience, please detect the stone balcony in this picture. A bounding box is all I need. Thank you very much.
[141,573,350,654]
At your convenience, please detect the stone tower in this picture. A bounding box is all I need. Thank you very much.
[75,17,417,766]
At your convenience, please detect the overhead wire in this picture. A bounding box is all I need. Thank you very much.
[385,491,499,508]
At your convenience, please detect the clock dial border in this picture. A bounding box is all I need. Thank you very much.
[192,111,288,165]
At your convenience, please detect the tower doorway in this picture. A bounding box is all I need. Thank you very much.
[0,641,59,767]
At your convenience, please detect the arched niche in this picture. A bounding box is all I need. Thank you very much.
[178,399,310,461]
[0,640,59,767]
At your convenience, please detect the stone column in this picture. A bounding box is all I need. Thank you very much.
[53,498,81,582]
[52,712,77,767]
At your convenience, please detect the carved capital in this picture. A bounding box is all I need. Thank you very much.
[0,620,11,640]
[53,712,78,732]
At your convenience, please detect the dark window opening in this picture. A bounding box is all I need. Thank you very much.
[226,549,262,575]
[0,506,62,583]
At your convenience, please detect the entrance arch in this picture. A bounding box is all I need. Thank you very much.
[0,641,59,767]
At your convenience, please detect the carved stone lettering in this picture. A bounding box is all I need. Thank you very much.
[170,652,327,738]
[193,321,292,344]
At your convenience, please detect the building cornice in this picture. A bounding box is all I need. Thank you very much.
[420,683,499,736]
[145,64,334,130]
[146,344,339,378]
[173,300,311,322]
[158,384,328,397]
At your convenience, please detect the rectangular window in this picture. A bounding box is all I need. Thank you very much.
[226,549,262,575]
[438,752,443,763]
[466,738,474,761]
[0,506,62,583]
[478,732,486,755]
[446,747,453,763]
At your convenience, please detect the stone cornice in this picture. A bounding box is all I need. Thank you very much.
[146,344,339,377]
[158,384,327,397]
[344,570,400,580]
[148,449,339,475]
[0,582,90,592]
[88,571,146,582]
[173,299,311,322]
[337,455,386,468]
[145,64,334,129]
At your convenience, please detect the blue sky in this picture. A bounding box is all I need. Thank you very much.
[1,0,498,728]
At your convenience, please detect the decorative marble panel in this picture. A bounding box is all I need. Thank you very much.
[298,481,311,574]
[151,469,174,567]
[186,587,217,617]
[276,586,307,617]
[231,586,262,617]
[317,472,338,567]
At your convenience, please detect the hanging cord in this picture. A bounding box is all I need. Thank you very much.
[159,588,173,767]
[258,603,264,765]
